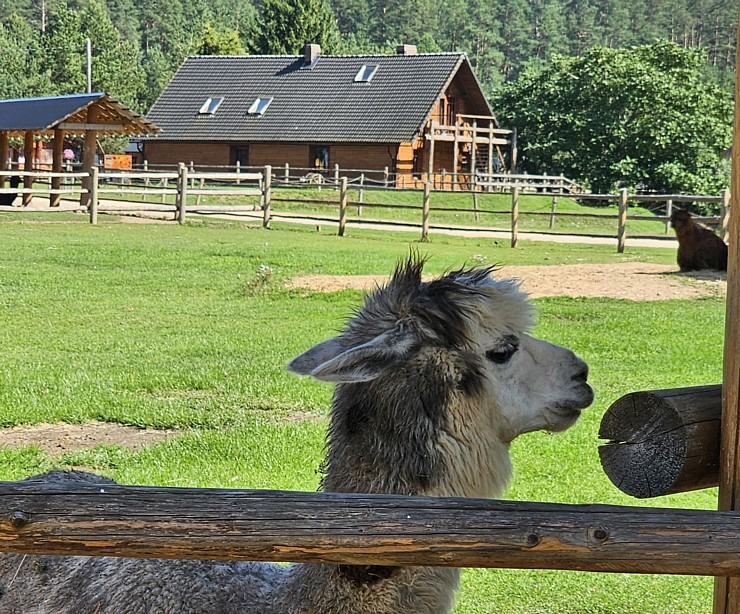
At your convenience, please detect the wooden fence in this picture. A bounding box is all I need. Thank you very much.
[0,164,731,253]
[3,481,740,577]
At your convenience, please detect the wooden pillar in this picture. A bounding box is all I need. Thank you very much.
[0,131,8,187]
[427,122,436,190]
[452,123,459,191]
[511,185,519,248]
[81,105,99,207]
[338,177,348,237]
[23,131,34,206]
[51,129,64,207]
[617,188,628,253]
[714,9,740,613]
[510,128,518,173]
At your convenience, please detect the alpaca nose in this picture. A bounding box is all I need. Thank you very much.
[572,359,589,383]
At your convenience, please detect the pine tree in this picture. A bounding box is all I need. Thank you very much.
[257,0,341,54]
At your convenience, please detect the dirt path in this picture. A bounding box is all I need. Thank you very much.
[289,262,727,301]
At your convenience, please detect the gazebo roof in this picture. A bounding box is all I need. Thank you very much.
[0,93,159,137]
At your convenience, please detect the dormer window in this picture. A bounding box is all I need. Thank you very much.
[198,97,223,115]
[354,65,378,83]
[248,97,273,116]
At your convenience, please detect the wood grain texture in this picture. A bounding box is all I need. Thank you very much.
[3,482,740,576]
[714,9,740,612]
[599,385,721,497]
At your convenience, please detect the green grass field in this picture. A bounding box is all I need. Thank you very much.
[0,215,724,613]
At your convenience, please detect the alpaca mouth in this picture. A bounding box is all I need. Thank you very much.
[548,385,595,429]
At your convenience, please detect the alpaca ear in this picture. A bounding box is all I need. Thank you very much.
[288,327,416,383]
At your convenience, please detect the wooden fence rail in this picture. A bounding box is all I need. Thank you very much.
[3,481,740,576]
[1,165,730,253]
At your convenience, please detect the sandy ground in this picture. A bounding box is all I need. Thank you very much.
[0,261,727,459]
[288,262,727,301]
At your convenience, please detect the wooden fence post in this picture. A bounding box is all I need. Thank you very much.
[421,182,431,241]
[665,199,673,234]
[89,166,98,224]
[713,13,740,613]
[284,163,289,184]
[549,196,557,229]
[511,185,519,248]
[617,188,628,253]
[338,177,348,236]
[334,164,340,186]
[358,173,365,214]
[722,188,731,244]
[177,163,188,224]
[262,165,272,229]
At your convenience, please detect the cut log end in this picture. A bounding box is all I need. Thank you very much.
[599,385,721,498]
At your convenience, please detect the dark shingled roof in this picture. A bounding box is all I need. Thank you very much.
[145,53,492,144]
[0,93,159,137]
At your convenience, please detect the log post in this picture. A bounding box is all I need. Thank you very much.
[177,163,188,224]
[617,188,628,253]
[599,385,722,498]
[262,165,272,229]
[427,122,436,189]
[421,181,430,241]
[0,131,8,187]
[338,176,348,236]
[81,105,98,208]
[722,188,731,244]
[23,131,34,206]
[549,196,557,229]
[511,185,519,248]
[714,9,740,612]
[89,166,99,224]
[51,128,64,207]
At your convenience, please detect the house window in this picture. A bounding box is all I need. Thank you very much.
[310,146,330,170]
[198,97,223,115]
[438,99,446,124]
[230,145,249,166]
[354,64,378,82]
[248,97,273,116]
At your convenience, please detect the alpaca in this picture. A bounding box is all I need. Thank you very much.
[670,209,728,272]
[0,175,21,206]
[0,257,594,614]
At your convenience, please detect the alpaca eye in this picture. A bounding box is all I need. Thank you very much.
[486,344,518,364]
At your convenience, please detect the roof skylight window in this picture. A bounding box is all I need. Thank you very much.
[198,97,224,115]
[354,64,379,82]
[247,97,273,116]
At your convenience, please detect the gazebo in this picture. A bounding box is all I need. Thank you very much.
[0,93,158,206]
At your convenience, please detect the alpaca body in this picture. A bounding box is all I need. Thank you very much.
[0,176,21,206]
[0,258,593,613]
[671,209,727,272]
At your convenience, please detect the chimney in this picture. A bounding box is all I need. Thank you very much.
[396,44,418,56]
[304,44,321,66]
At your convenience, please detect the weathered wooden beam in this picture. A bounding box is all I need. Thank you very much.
[599,385,721,498]
[714,8,740,612]
[57,123,125,131]
[3,482,740,576]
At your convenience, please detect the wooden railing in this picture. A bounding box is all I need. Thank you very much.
[0,166,730,254]
[3,481,740,576]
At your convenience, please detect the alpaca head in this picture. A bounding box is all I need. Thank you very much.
[288,257,594,498]
[670,209,692,231]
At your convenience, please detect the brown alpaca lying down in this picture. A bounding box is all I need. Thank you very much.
[670,209,727,272]
[0,175,20,206]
